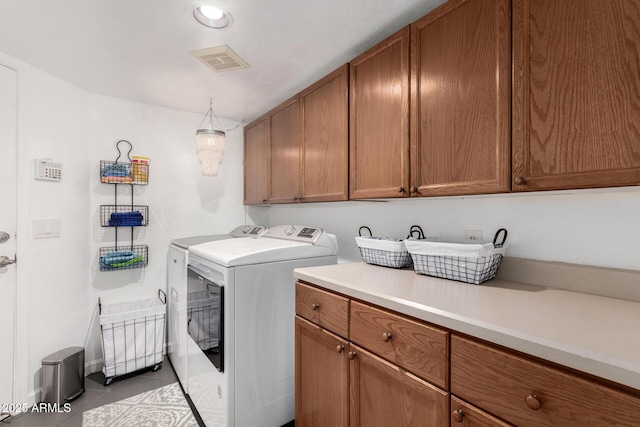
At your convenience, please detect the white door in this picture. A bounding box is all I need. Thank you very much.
[0,64,17,412]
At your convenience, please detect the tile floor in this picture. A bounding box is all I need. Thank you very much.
[2,359,184,427]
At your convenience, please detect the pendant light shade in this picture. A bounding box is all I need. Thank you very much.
[196,100,226,176]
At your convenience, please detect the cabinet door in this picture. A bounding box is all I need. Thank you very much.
[300,64,349,202]
[451,396,514,427]
[411,0,511,196]
[512,0,640,191]
[349,344,449,427]
[295,316,349,427]
[269,95,301,203]
[350,26,411,199]
[243,116,269,205]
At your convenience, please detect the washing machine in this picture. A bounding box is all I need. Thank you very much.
[186,225,338,427]
[167,225,266,394]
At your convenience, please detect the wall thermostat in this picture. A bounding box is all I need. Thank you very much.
[34,159,63,181]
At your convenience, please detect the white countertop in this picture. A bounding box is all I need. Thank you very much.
[293,262,640,390]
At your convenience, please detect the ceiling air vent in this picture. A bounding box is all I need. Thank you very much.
[189,45,250,73]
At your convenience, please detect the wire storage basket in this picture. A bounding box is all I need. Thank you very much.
[100,160,149,185]
[99,245,148,271]
[99,290,166,385]
[355,226,422,269]
[405,229,508,285]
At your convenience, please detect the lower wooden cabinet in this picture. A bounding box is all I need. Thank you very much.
[296,282,349,338]
[451,334,640,427]
[295,316,349,427]
[296,281,640,427]
[350,300,448,390]
[349,343,449,427]
[295,281,449,427]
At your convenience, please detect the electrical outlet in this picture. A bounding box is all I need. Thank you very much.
[465,230,482,240]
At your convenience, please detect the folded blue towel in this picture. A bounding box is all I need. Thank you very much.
[111,211,143,219]
[109,211,143,226]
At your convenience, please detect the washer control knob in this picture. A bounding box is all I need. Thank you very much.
[285,225,296,236]
[242,225,252,233]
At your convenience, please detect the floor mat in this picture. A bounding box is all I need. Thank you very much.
[82,382,197,426]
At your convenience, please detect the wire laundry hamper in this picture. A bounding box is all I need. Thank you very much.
[99,289,166,385]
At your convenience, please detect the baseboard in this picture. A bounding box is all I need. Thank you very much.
[85,358,103,375]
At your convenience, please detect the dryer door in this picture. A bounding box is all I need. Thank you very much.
[187,265,224,372]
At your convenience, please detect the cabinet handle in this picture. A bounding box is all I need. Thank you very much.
[398,186,405,193]
[382,332,392,342]
[262,199,267,203]
[452,409,464,423]
[410,186,418,194]
[525,394,541,410]
[293,195,299,200]
[336,345,344,353]
[348,351,357,360]
[311,303,320,311]
[514,176,526,185]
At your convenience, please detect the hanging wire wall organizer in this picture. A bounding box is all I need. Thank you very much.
[99,140,149,271]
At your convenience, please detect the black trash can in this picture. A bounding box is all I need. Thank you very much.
[41,347,85,404]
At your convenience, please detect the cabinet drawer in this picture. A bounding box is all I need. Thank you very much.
[451,396,513,427]
[295,282,349,338]
[349,300,448,389]
[451,334,640,427]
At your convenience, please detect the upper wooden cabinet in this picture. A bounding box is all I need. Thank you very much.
[350,26,411,199]
[410,0,511,197]
[269,95,301,204]
[512,0,640,191]
[245,66,349,205]
[246,0,640,202]
[300,64,349,202]
[243,116,269,205]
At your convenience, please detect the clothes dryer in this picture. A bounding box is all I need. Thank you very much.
[186,225,338,426]
[167,225,266,393]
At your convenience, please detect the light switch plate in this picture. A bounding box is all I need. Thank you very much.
[32,219,61,239]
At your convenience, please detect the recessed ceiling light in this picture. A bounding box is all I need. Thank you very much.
[194,5,231,29]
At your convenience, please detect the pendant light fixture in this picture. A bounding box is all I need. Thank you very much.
[195,99,226,176]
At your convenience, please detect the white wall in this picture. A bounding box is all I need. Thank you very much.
[267,187,640,272]
[2,50,250,404]
[0,51,92,404]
